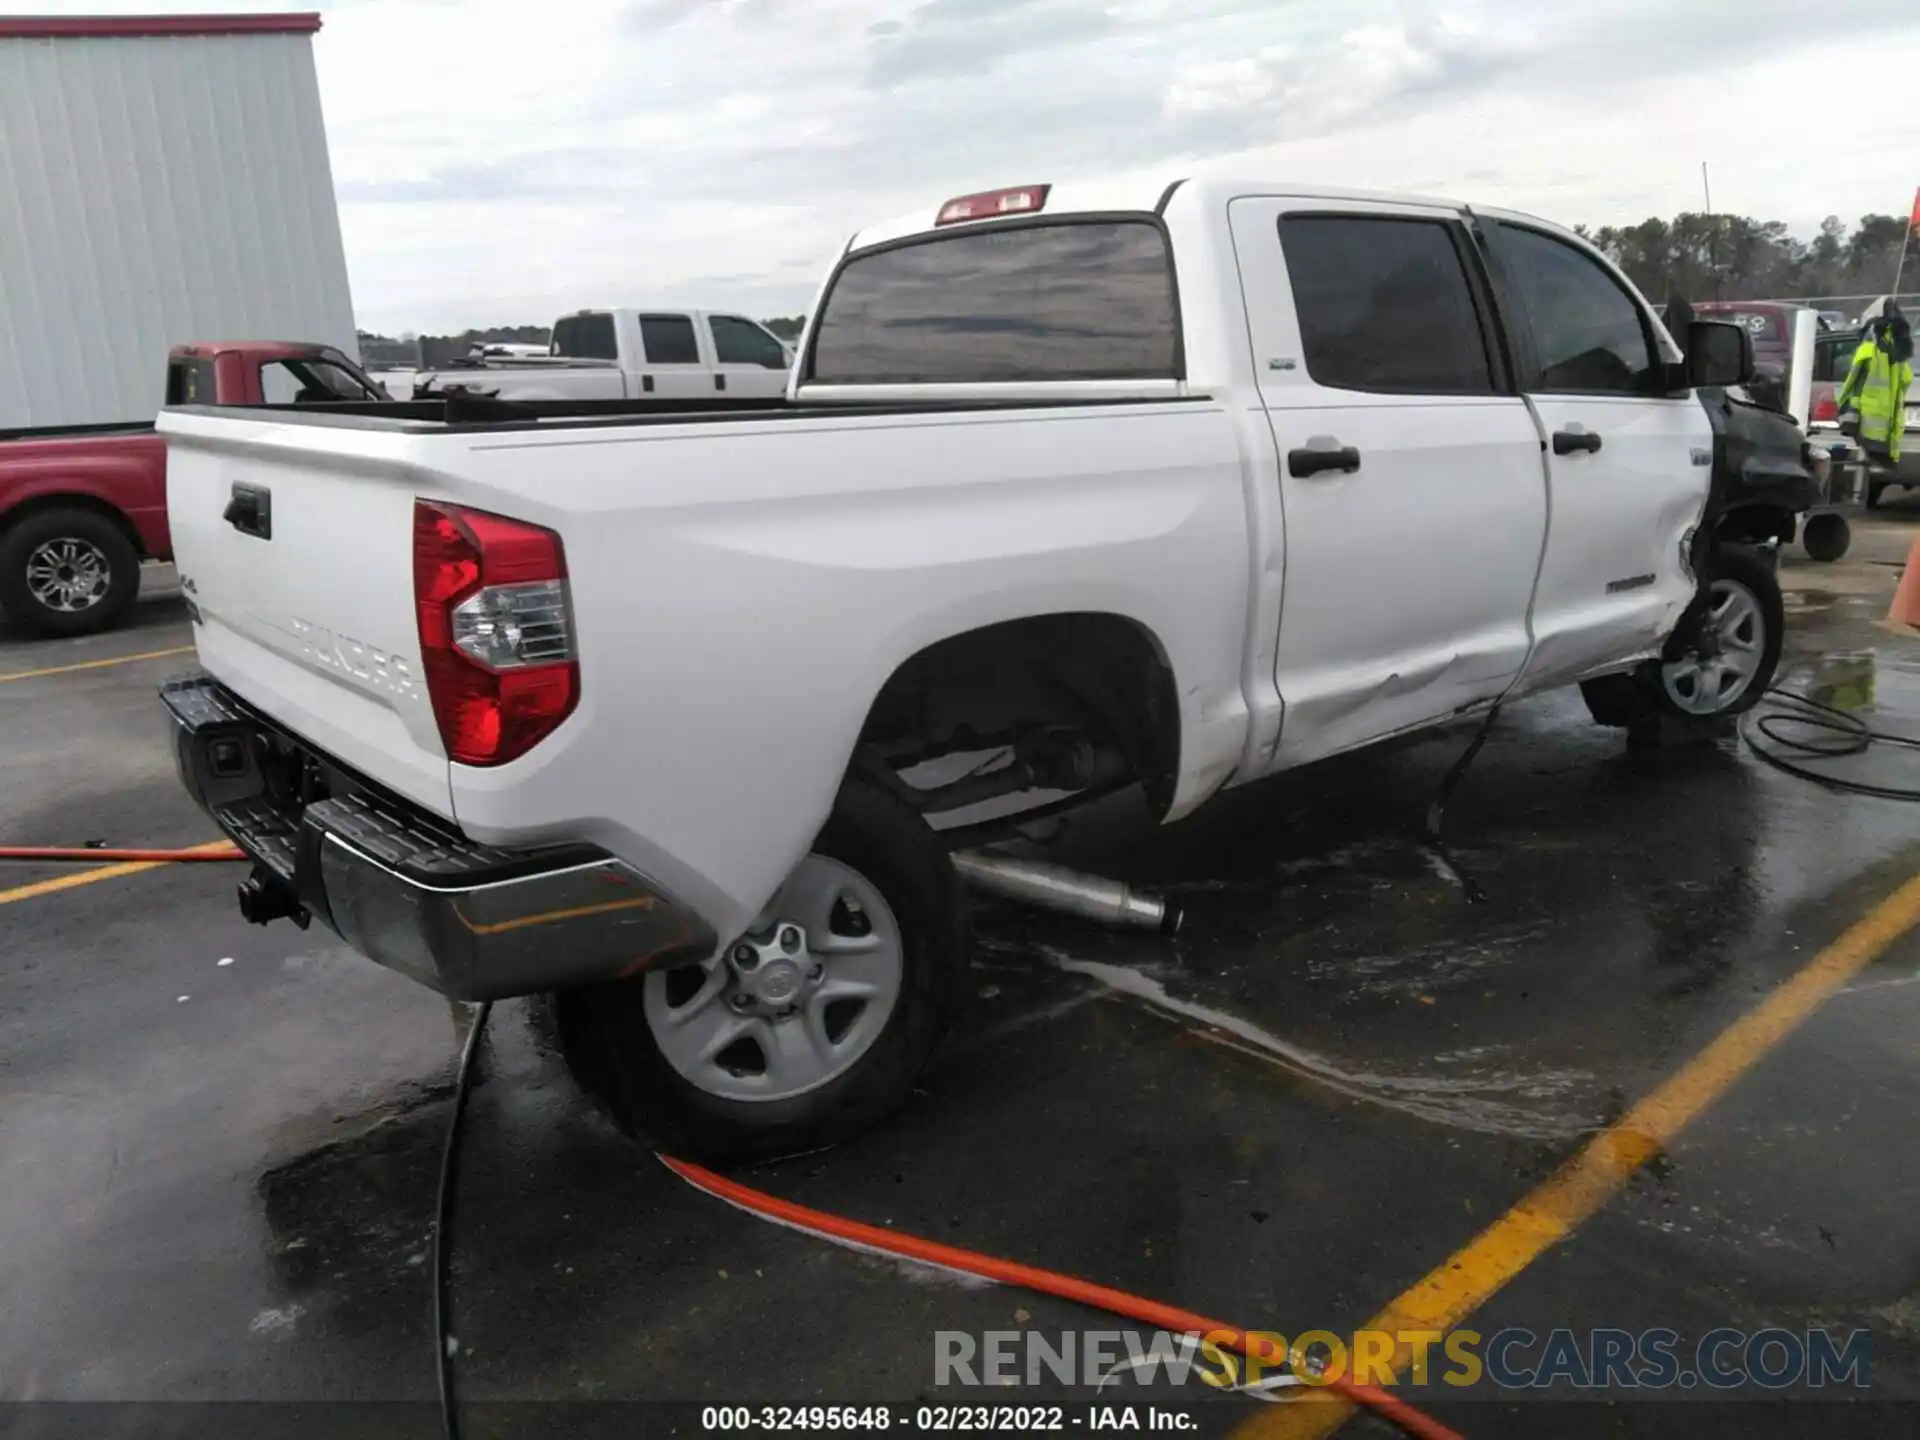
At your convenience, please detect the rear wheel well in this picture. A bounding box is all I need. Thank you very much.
[0,494,147,559]
[856,614,1181,826]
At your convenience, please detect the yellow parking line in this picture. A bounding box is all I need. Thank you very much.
[0,644,194,684]
[1235,869,1920,1440]
[0,840,238,908]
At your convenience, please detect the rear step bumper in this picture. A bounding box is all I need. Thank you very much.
[160,673,714,1000]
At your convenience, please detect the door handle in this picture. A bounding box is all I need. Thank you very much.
[223,482,271,540]
[714,373,727,392]
[641,374,655,393]
[1288,445,1362,478]
[1552,429,1603,455]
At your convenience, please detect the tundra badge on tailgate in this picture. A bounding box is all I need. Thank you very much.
[291,618,417,700]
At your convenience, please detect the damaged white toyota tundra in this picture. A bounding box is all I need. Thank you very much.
[160,176,1793,1161]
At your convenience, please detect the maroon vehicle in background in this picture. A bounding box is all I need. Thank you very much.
[1692,300,1802,408]
[0,343,386,637]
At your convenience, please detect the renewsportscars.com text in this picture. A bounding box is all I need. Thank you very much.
[934,1326,1872,1392]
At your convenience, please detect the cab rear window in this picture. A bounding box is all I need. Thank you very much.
[807,219,1179,384]
[1705,308,1787,343]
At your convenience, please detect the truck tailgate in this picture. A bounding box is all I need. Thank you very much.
[160,411,453,816]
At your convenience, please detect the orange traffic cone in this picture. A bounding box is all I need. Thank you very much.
[1889,532,1920,628]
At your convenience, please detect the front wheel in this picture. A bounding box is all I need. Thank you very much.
[1580,546,1784,727]
[0,507,142,638]
[555,777,967,1164]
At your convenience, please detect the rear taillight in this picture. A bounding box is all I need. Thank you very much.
[1812,393,1838,423]
[413,500,578,767]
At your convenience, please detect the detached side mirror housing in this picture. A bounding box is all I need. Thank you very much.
[1686,320,1756,389]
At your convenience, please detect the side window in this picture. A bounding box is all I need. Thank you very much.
[1277,215,1494,394]
[1814,337,1859,383]
[552,313,618,360]
[708,315,788,368]
[639,314,701,365]
[165,358,216,405]
[295,360,379,400]
[259,362,303,405]
[1495,227,1658,395]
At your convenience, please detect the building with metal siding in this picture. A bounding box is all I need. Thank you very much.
[0,12,356,429]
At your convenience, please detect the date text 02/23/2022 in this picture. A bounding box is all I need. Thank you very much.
[700,1405,1197,1431]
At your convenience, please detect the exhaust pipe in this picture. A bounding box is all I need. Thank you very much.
[951,849,1182,934]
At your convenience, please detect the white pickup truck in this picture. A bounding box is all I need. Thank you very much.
[159,176,1785,1162]
[411,308,794,402]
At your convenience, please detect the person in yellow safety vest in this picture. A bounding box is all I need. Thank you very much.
[1835,301,1914,463]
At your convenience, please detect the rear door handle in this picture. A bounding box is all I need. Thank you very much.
[1552,429,1603,455]
[223,482,271,540]
[714,373,727,392]
[1288,444,1362,478]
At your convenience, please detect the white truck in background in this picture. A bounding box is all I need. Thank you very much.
[159,176,1786,1163]
[412,308,794,401]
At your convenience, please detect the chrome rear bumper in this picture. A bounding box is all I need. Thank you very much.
[161,673,714,1000]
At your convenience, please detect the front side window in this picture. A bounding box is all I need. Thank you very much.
[640,314,701,365]
[809,220,1178,384]
[260,359,376,404]
[1495,227,1658,395]
[297,359,379,399]
[1813,336,1861,383]
[1277,215,1494,395]
[260,363,303,405]
[709,316,788,368]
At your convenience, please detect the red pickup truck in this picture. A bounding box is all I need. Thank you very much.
[0,342,386,637]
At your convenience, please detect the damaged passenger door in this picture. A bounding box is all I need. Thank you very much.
[1229,198,1548,770]
[1476,217,1713,689]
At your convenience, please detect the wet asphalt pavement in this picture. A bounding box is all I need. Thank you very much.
[5,520,1920,1440]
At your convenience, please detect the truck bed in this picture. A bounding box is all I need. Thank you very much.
[157,386,1248,940]
[0,420,155,444]
[170,391,1196,433]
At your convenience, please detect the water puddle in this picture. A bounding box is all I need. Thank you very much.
[1043,950,1596,1141]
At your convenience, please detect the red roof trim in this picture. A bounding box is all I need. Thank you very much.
[0,13,321,39]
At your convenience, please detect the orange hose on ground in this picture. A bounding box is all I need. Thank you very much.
[0,844,246,863]
[660,1155,1464,1440]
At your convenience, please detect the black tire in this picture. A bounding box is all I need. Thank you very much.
[555,777,968,1165]
[1866,481,1888,510]
[1580,545,1784,728]
[1800,511,1850,563]
[0,507,142,638]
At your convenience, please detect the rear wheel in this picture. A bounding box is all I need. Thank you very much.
[0,507,142,638]
[555,776,967,1164]
[1580,545,1784,727]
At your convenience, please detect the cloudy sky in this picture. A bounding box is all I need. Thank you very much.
[19,0,1920,333]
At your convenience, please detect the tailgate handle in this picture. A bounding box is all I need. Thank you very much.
[223,482,272,540]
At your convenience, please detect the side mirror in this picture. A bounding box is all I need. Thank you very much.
[1686,320,1755,388]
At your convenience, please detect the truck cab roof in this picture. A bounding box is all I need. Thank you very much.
[170,340,351,362]
[846,175,1525,253]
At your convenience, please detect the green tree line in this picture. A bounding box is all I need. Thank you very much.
[1574,212,1913,307]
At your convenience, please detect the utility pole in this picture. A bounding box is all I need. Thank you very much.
[1701,162,1721,299]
